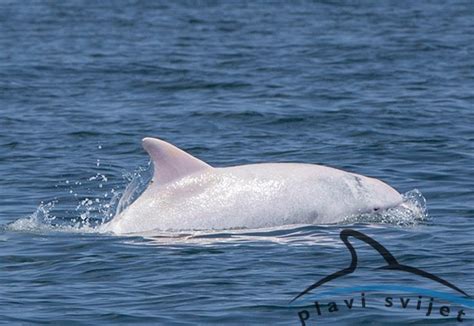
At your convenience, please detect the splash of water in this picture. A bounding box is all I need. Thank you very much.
[6,161,152,233]
[7,201,59,232]
[341,189,428,226]
[115,163,151,217]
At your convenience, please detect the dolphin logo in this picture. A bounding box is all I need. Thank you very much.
[291,229,470,303]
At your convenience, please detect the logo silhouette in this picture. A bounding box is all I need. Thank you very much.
[291,229,470,303]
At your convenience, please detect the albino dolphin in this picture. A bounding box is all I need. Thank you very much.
[104,138,403,234]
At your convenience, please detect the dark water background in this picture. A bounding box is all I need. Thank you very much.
[1,1,473,325]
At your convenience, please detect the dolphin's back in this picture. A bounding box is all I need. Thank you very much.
[105,161,402,234]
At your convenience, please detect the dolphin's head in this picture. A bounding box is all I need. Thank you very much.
[349,174,403,215]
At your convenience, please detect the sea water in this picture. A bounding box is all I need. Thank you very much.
[1,1,473,324]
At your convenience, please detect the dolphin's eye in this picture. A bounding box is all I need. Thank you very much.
[373,207,380,212]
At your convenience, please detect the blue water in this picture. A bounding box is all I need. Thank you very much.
[1,1,473,325]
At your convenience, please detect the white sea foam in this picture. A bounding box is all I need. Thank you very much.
[341,189,428,226]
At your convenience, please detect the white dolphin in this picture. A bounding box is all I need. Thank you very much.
[103,138,403,234]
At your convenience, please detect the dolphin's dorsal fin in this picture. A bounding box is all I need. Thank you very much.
[142,137,212,185]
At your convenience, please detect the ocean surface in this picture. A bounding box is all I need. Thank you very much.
[1,1,473,325]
